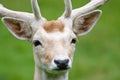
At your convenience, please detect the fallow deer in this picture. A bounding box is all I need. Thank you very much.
[0,0,108,80]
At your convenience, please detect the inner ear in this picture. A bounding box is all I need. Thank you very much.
[4,18,22,32]
[2,17,32,40]
[73,10,102,36]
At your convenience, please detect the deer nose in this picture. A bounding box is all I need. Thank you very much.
[54,59,69,70]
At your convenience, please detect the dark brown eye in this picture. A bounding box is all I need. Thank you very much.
[33,40,42,47]
[71,38,77,44]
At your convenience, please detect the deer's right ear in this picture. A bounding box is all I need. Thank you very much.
[2,17,32,40]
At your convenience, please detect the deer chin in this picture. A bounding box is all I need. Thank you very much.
[37,60,72,74]
[35,60,68,74]
[45,67,70,74]
[47,62,72,74]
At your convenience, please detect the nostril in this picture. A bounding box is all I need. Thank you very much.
[54,59,69,65]
[54,59,69,70]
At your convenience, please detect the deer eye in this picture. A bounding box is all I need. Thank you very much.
[71,38,77,44]
[33,40,42,47]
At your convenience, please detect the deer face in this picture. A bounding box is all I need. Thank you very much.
[32,20,76,73]
[2,9,101,73]
[1,0,104,74]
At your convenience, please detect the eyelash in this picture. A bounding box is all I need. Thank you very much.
[33,40,42,47]
[33,38,76,47]
[71,38,77,44]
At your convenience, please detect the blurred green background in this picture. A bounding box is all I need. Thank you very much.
[0,0,120,80]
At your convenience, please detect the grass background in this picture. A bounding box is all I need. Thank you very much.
[0,0,120,80]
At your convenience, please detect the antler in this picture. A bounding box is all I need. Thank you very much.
[0,4,34,23]
[0,0,43,22]
[70,0,108,19]
[63,0,72,18]
[31,0,42,20]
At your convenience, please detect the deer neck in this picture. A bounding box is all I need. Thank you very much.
[34,66,68,80]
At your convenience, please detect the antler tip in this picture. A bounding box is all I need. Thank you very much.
[0,4,3,7]
[63,0,72,18]
[31,0,42,20]
[91,0,109,2]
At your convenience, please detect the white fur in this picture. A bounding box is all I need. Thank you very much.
[0,0,108,80]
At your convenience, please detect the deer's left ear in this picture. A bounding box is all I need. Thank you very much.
[2,17,32,40]
[73,10,102,36]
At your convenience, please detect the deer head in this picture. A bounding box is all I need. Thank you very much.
[0,0,108,80]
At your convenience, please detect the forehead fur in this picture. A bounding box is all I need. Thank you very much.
[43,20,64,33]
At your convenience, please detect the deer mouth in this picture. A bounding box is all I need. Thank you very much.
[55,67,70,71]
[54,66,71,71]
